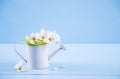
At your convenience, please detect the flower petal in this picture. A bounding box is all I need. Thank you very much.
[29,40,35,44]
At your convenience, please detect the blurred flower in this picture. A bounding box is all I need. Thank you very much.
[38,29,47,40]
[25,33,38,44]
[23,29,61,46]
[15,61,23,72]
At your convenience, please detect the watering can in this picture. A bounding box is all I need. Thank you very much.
[15,43,66,69]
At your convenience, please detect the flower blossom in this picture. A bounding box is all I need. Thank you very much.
[23,29,61,46]
[15,61,24,72]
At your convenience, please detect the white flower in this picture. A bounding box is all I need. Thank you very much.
[38,29,46,40]
[46,31,54,42]
[44,38,50,43]
[43,30,60,43]
[49,31,61,42]
[15,61,23,72]
[24,29,61,45]
[26,33,38,44]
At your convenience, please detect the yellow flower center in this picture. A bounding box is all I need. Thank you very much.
[17,67,22,71]
[32,37,36,41]
[42,36,45,39]
[49,38,53,41]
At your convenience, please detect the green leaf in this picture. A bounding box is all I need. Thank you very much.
[22,39,46,46]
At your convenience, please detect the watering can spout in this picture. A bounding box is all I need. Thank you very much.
[48,43,67,61]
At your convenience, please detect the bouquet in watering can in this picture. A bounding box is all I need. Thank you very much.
[23,29,61,46]
[15,29,62,72]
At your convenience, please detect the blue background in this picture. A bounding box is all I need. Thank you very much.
[0,0,120,43]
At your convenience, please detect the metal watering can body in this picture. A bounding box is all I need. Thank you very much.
[15,43,66,69]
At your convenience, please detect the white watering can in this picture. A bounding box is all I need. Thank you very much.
[15,43,66,69]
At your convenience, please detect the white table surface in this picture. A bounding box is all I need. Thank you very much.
[0,44,120,79]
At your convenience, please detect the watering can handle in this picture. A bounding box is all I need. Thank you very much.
[14,43,27,63]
